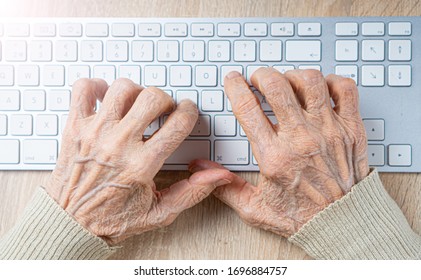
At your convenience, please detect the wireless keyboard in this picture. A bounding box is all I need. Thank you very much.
[0,17,420,172]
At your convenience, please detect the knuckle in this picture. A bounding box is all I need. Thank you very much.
[301,69,324,86]
[260,71,285,95]
[113,77,140,93]
[235,95,260,117]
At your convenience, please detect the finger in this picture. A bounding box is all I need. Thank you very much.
[189,159,257,216]
[97,78,143,121]
[119,87,175,137]
[69,78,108,119]
[325,74,360,118]
[325,75,369,182]
[251,67,305,125]
[151,168,237,225]
[142,100,198,173]
[284,69,332,116]
[224,71,276,160]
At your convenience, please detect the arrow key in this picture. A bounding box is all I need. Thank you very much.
[388,144,411,166]
[367,144,385,166]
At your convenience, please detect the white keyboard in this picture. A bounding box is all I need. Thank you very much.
[0,17,420,172]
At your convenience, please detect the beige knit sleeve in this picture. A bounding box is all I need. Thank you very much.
[0,187,118,260]
[289,169,421,259]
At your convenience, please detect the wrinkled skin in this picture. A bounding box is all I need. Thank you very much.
[45,78,235,245]
[190,68,369,237]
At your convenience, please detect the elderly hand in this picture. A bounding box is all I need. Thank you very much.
[190,68,369,237]
[45,78,234,245]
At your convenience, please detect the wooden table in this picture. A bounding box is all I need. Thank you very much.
[0,0,420,259]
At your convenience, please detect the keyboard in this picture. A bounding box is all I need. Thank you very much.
[0,17,420,172]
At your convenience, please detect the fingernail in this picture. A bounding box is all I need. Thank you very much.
[225,71,242,80]
[215,179,232,187]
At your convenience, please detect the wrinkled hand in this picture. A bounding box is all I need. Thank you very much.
[190,68,369,237]
[45,78,234,245]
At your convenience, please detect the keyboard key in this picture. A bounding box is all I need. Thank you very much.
[11,115,32,135]
[215,140,249,165]
[217,23,240,37]
[271,23,294,36]
[368,145,385,166]
[86,23,109,37]
[201,90,223,112]
[0,115,7,135]
[5,23,29,37]
[119,65,141,84]
[208,40,230,62]
[170,65,192,87]
[247,65,267,84]
[273,65,295,74]
[0,90,20,110]
[43,65,65,86]
[234,40,256,62]
[144,65,166,87]
[106,41,128,62]
[363,119,384,140]
[36,115,58,136]
[5,40,27,61]
[176,90,198,105]
[298,22,321,36]
[361,65,384,87]
[221,65,243,86]
[388,40,411,61]
[362,40,385,61]
[111,23,134,37]
[335,40,358,61]
[0,65,14,86]
[388,144,411,166]
[260,40,282,62]
[61,115,68,133]
[244,23,267,36]
[93,65,116,84]
[132,40,154,62]
[23,90,46,111]
[144,119,159,136]
[0,24,3,37]
[298,65,321,70]
[59,23,82,37]
[335,65,358,84]
[165,140,210,164]
[362,22,384,36]
[195,65,217,87]
[34,23,56,37]
[191,23,214,37]
[0,140,20,164]
[183,40,205,62]
[56,41,78,61]
[388,22,411,36]
[138,23,161,37]
[335,22,358,36]
[157,40,179,62]
[254,90,272,112]
[48,90,70,111]
[30,41,52,62]
[191,115,211,136]
[68,65,90,86]
[285,40,321,61]
[17,65,39,86]
[81,41,103,62]
[388,65,411,87]
[23,139,57,164]
[165,23,187,37]
[215,115,236,136]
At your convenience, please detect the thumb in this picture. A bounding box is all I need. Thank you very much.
[188,159,258,215]
[154,168,236,224]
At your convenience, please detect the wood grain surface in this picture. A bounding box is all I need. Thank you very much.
[0,0,420,259]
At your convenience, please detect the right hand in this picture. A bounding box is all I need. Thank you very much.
[190,68,369,237]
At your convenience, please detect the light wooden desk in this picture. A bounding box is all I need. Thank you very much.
[0,0,420,259]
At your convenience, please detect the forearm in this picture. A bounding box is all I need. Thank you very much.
[0,188,117,260]
[289,169,421,259]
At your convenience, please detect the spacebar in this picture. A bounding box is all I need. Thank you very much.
[165,140,211,164]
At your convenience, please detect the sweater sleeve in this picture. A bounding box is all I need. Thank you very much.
[289,169,421,259]
[0,187,118,260]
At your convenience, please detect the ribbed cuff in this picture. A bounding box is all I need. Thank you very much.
[0,187,118,260]
[289,169,421,259]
